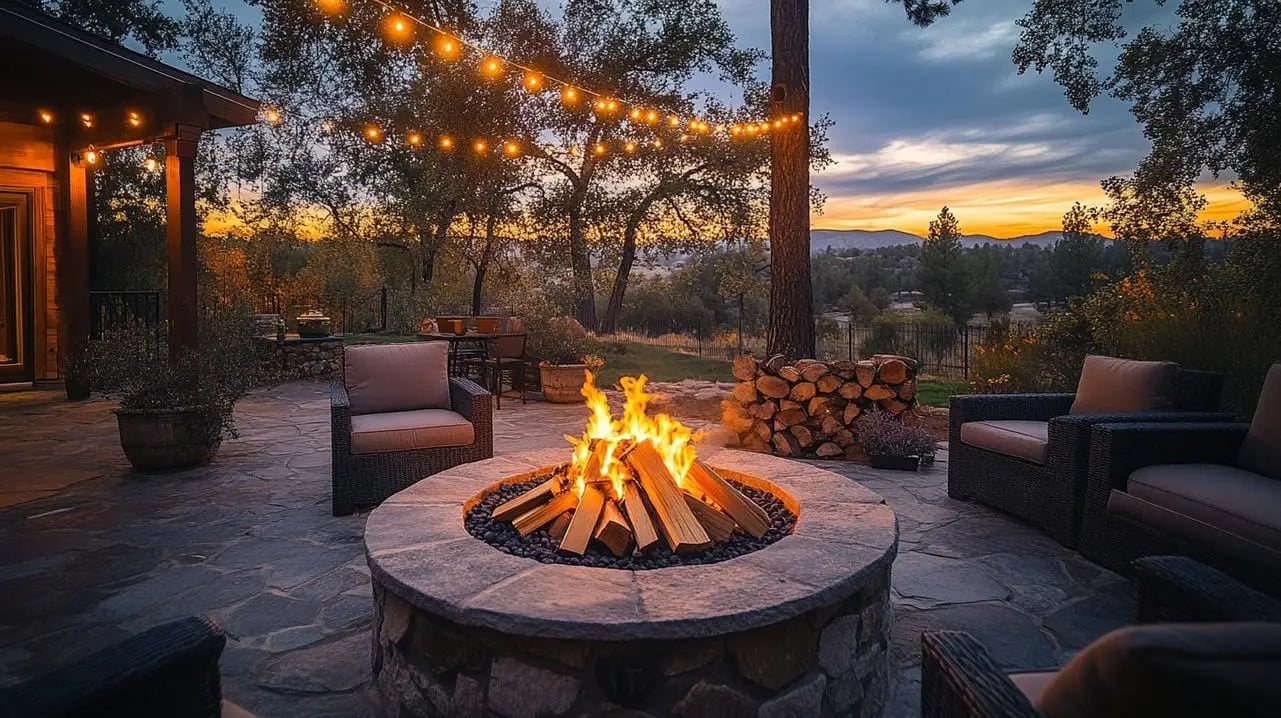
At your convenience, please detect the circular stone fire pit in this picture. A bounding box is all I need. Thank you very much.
[365,448,898,717]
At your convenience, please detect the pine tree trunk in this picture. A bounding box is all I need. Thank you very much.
[767,0,814,360]
[471,213,497,316]
[600,192,661,334]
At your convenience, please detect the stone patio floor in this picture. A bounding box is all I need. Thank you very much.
[0,380,1131,717]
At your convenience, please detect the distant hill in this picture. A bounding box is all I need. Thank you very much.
[810,229,1066,254]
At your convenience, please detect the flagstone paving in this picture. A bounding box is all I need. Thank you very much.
[0,380,1131,717]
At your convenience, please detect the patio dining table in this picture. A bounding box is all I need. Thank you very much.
[416,332,525,376]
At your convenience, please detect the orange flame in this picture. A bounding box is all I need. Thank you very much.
[566,371,699,500]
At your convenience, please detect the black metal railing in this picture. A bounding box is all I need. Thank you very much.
[89,290,163,355]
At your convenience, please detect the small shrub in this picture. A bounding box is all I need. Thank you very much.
[855,410,938,458]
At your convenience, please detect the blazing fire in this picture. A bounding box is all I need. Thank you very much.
[491,371,772,557]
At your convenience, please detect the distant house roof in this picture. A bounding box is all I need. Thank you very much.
[0,1,260,136]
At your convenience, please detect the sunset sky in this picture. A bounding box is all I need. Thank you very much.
[188,0,1246,238]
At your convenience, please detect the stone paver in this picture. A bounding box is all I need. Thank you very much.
[0,380,1131,717]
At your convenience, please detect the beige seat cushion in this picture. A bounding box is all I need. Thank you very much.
[350,409,474,454]
[1033,623,1281,718]
[1239,363,1281,479]
[959,420,1049,464]
[1126,463,1281,552]
[1069,355,1179,414]
[345,342,449,415]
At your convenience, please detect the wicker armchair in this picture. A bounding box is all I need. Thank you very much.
[0,616,227,718]
[921,556,1281,718]
[948,362,1227,548]
[331,342,493,516]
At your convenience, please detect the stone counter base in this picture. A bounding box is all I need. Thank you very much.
[372,564,892,718]
[264,336,344,380]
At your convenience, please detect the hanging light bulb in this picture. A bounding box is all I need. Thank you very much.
[364,124,383,142]
[406,132,423,147]
[503,140,520,156]
[773,119,783,129]
[667,115,680,128]
[561,86,579,105]
[37,109,53,124]
[481,56,503,76]
[316,0,345,13]
[83,148,99,165]
[629,108,642,121]
[731,125,743,137]
[473,139,488,154]
[652,138,663,149]
[791,112,802,122]
[606,99,618,112]
[645,110,658,124]
[523,71,542,92]
[623,141,636,153]
[143,154,160,173]
[436,36,459,59]
[384,14,413,41]
[593,99,608,113]
[439,135,454,150]
[127,111,142,128]
[593,142,607,156]
[80,113,94,128]
[263,107,281,125]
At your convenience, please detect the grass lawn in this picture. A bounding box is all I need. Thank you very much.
[916,378,967,407]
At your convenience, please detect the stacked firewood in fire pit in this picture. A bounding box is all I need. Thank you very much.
[722,353,920,458]
[492,441,770,556]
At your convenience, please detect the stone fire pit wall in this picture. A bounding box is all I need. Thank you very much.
[266,336,344,380]
[366,449,899,718]
[722,354,920,459]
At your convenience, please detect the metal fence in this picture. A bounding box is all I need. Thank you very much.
[611,321,1036,380]
[258,287,389,334]
[89,290,163,355]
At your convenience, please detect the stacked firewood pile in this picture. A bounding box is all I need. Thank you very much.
[722,354,920,458]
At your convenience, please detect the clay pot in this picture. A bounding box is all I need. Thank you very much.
[475,316,501,334]
[538,364,589,403]
[438,318,465,335]
[114,407,219,473]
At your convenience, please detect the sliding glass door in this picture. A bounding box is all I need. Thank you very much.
[0,192,33,383]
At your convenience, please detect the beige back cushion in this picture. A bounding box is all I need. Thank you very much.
[1070,355,1179,414]
[1238,363,1281,479]
[344,342,450,414]
[1037,622,1281,718]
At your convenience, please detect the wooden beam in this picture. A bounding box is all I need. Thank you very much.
[57,143,90,399]
[593,499,632,557]
[684,494,736,543]
[559,484,606,555]
[512,491,578,535]
[626,441,711,553]
[621,481,660,552]
[491,478,557,522]
[686,460,771,538]
[165,124,199,364]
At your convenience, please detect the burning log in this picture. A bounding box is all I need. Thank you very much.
[622,482,660,552]
[549,512,572,541]
[628,441,712,553]
[685,460,770,538]
[593,500,632,557]
[514,491,579,535]
[560,484,607,555]
[492,478,559,521]
[683,495,735,542]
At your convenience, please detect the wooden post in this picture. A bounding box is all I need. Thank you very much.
[767,0,814,360]
[165,125,200,364]
[58,147,91,400]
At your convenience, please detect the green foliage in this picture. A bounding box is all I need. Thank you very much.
[843,285,881,323]
[919,206,973,324]
[70,307,273,443]
[35,0,181,55]
[860,309,958,365]
[522,302,603,366]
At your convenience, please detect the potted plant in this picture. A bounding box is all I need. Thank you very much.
[72,308,272,473]
[854,410,938,471]
[524,315,604,403]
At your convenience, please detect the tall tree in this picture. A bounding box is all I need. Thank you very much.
[969,245,1011,319]
[919,206,972,324]
[1053,201,1106,301]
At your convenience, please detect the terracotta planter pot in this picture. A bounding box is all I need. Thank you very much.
[114,407,220,473]
[475,316,501,334]
[539,364,589,403]
[438,318,465,335]
[867,454,920,471]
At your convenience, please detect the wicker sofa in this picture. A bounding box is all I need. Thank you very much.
[1082,364,1281,595]
[330,342,493,516]
[0,616,229,718]
[921,556,1281,718]
[948,356,1227,547]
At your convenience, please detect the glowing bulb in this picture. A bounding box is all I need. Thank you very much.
[645,110,658,124]
[482,56,502,76]
[439,135,454,150]
[127,111,142,128]
[406,132,423,146]
[562,86,578,104]
[523,71,542,91]
[791,112,802,122]
[758,121,770,132]
[263,107,281,125]
[84,149,99,165]
[317,0,344,13]
[773,119,783,128]
[652,138,663,148]
[80,113,94,128]
[667,115,679,127]
[731,125,742,136]
[594,99,607,112]
[37,110,53,124]
[624,141,636,153]
[384,14,412,40]
[503,140,520,156]
[746,124,758,135]
[607,100,618,111]
[364,124,382,142]
[629,108,642,121]
[436,37,458,58]
[473,139,488,154]
[593,142,606,156]
[143,154,159,173]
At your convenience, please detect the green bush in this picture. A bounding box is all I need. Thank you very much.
[859,309,958,369]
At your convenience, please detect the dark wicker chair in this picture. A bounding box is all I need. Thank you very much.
[921,556,1281,718]
[0,616,228,718]
[1082,420,1281,595]
[948,368,1228,548]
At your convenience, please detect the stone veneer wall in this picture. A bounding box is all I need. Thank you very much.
[266,337,344,380]
[372,564,893,718]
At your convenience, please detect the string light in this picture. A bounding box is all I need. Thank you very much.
[624,141,636,153]
[473,139,488,154]
[439,135,454,150]
[364,124,383,142]
[629,108,642,121]
[143,154,160,173]
[83,148,99,165]
[652,138,663,148]
[523,71,542,92]
[667,115,679,127]
[317,0,345,12]
[645,110,658,124]
[504,140,520,156]
[263,107,282,125]
[436,36,458,59]
[80,113,94,128]
[481,56,503,76]
[406,131,423,146]
[561,86,578,105]
[127,111,142,128]
[38,110,53,124]
[593,142,606,156]
[384,13,413,41]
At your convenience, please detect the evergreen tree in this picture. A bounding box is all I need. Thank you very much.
[1053,202,1106,301]
[919,206,972,324]
[969,245,1011,319]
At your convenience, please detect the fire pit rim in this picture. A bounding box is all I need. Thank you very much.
[364,447,898,641]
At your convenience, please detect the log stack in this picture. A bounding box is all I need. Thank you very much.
[721,353,920,459]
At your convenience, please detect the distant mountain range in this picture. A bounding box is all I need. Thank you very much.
[810,229,1066,254]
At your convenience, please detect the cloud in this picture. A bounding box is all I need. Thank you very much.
[911,20,1019,62]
